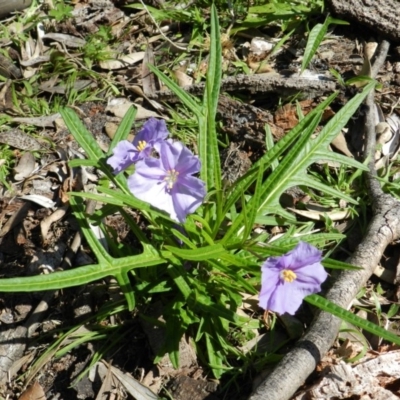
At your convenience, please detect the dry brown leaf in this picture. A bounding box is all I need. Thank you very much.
[40,206,68,244]
[106,99,160,119]
[18,381,46,400]
[14,152,36,181]
[331,131,354,157]
[99,52,145,70]
[173,70,193,87]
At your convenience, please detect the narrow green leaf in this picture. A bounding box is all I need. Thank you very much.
[206,332,223,378]
[222,92,338,218]
[70,196,113,263]
[201,4,222,193]
[223,112,322,243]
[256,81,375,218]
[69,191,124,206]
[264,125,279,170]
[313,150,369,171]
[242,160,264,242]
[295,175,358,204]
[301,18,329,73]
[108,105,137,155]
[167,264,192,299]
[69,159,101,168]
[164,244,226,261]
[306,294,400,345]
[0,252,164,292]
[60,108,104,160]
[146,64,202,119]
[115,272,135,311]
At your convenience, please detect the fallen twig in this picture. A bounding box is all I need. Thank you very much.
[327,0,400,43]
[249,40,395,400]
[152,74,336,101]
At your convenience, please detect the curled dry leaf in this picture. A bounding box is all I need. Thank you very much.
[42,33,86,48]
[106,98,160,119]
[99,52,145,70]
[331,131,354,158]
[14,152,36,181]
[40,206,68,242]
[19,195,56,208]
[173,70,193,87]
[289,207,352,221]
[250,37,274,56]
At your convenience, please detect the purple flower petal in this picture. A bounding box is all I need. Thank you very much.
[259,242,328,315]
[107,118,170,173]
[107,140,137,174]
[134,118,169,145]
[128,140,205,222]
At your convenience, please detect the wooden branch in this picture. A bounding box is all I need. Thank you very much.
[327,0,400,42]
[0,0,31,18]
[152,74,336,101]
[249,40,394,400]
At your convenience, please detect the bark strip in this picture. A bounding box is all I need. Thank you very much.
[327,0,400,42]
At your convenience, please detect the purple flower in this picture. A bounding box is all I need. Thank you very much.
[259,242,328,315]
[128,140,206,222]
[107,118,169,174]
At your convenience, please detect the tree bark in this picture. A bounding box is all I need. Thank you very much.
[327,0,400,42]
[0,0,31,18]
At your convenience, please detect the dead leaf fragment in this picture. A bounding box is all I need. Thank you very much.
[107,362,159,400]
[0,129,41,150]
[18,381,46,400]
[106,98,160,119]
[13,113,61,128]
[99,52,145,70]
[42,33,86,48]
[14,152,36,181]
[331,131,354,157]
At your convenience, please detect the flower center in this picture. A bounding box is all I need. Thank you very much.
[137,140,147,151]
[164,169,179,190]
[281,269,297,283]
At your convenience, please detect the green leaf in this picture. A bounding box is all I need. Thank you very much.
[108,105,137,155]
[164,244,226,261]
[256,81,375,219]
[0,252,164,294]
[223,111,322,243]
[60,108,105,160]
[241,160,264,242]
[200,4,222,194]
[146,64,202,119]
[302,17,330,73]
[222,92,337,219]
[306,294,400,345]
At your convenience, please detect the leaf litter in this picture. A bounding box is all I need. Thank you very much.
[0,1,398,399]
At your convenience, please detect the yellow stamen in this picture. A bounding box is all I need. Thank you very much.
[281,269,297,283]
[137,140,147,151]
[164,169,179,190]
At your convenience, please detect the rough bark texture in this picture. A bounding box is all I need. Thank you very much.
[153,74,336,101]
[0,0,31,18]
[249,40,393,400]
[327,0,400,42]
